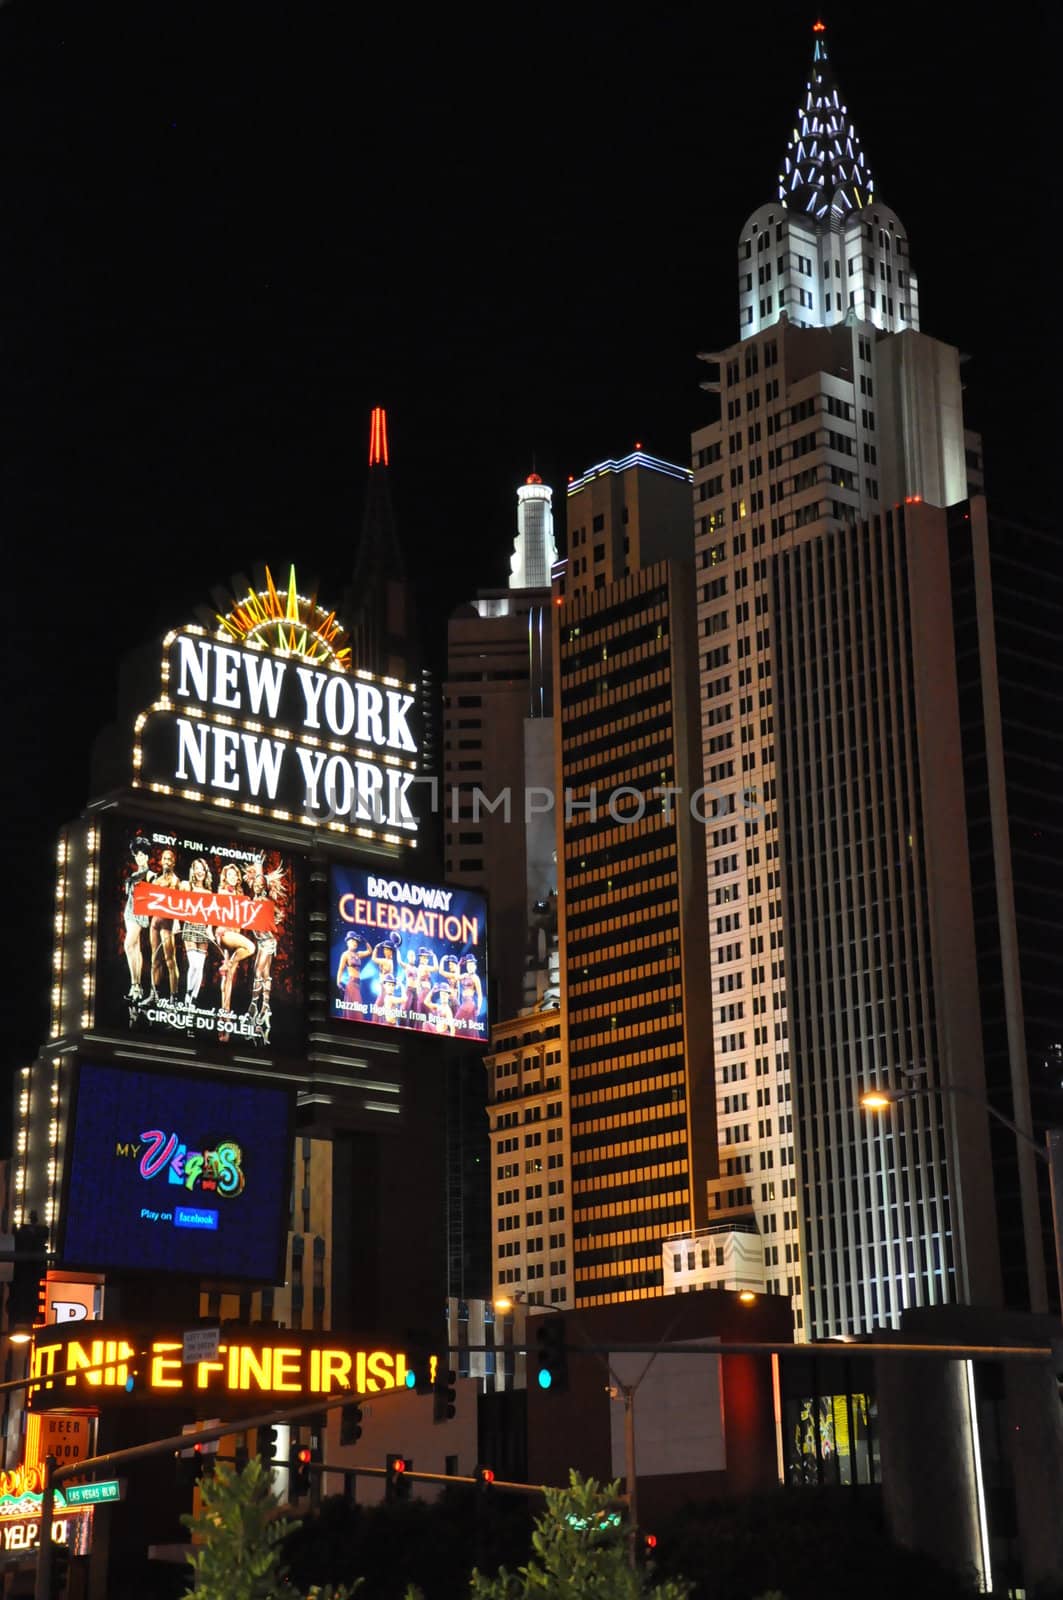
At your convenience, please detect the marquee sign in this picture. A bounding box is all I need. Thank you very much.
[130,568,420,843]
[29,1326,414,1410]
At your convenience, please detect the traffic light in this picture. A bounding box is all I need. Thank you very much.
[290,1441,312,1497]
[433,1364,457,1423]
[535,1315,568,1393]
[176,1441,206,1489]
[234,1442,249,1471]
[256,1424,284,1463]
[405,1331,436,1395]
[385,1452,410,1502]
[48,1534,70,1599]
[340,1401,364,1446]
[474,1463,495,1497]
[642,1532,658,1567]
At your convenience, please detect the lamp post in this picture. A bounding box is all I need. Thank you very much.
[860,1083,1063,1311]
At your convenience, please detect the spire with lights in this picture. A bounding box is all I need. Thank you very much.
[732,20,919,340]
[346,406,414,679]
[779,20,874,221]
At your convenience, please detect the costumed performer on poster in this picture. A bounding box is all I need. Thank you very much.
[123,835,155,1006]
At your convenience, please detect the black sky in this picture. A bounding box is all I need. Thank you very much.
[0,1,1057,1107]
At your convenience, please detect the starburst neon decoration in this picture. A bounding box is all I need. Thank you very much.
[215,565,352,670]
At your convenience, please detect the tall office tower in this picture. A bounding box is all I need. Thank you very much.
[442,476,558,1303]
[347,406,415,680]
[554,450,716,1308]
[948,504,1063,1313]
[485,1008,570,1312]
[443,475,558,1022]
[690,23,1008,1339]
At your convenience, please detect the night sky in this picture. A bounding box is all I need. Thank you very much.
[0,2,1056,1123]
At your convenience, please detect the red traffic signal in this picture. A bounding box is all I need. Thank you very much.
[644,1533,658,1553]
[290,1441,314,1496]
[480,1467,495,1484]
[385,1452,410,1501]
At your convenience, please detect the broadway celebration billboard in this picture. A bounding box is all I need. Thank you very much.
[329,866,488,1040]
[97,817,302,1050]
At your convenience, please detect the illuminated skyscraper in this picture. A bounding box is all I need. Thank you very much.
[444,474,557,1022]
[553,449,717,1307]
[444,475,559,1304]
[689,23,1046,1339]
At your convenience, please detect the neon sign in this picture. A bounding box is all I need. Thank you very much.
[130,1132,245,1196]
[130,568,421,842]
[29,1328,413,1409]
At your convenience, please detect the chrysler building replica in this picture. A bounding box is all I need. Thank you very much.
[669,21,1051,1343]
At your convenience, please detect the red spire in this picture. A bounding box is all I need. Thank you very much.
[369,406,389,467]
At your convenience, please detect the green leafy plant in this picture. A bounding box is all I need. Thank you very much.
[181,1455,357,1600]
[469,1469,691,1600]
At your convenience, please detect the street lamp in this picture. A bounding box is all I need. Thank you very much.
[860,1083,1063,1309]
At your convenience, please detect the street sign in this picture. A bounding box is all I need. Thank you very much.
[63,1480,121,1506]
[182,1326,220,1365]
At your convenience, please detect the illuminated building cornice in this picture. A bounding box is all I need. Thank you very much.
[566,450,693,496]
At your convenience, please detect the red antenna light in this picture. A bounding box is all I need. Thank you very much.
[369,407,390,467]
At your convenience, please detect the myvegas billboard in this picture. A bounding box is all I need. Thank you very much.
[97,816,302,1049]
[130,568,421,840]
[329,867,488,1040]
[59,1060,294,1283]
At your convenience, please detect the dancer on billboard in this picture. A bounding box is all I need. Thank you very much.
[216,862,255,1041]
[148,847,182,1003]
[412,947,438,1028]
[123,836,155,1006]
[179,856,215,1005]
[454,955,484,1036]
[376,975,400,1026]
[371,934,403,993]
[245,856,286,1042]
[336,931,372,1008]
[425,980,458,1036]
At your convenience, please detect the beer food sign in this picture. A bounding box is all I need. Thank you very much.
[132,568,420,842]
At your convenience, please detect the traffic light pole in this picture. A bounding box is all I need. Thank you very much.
[622,1385,637,1570]
[34,1454,55,1600]
[20,1332,1060,1597]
